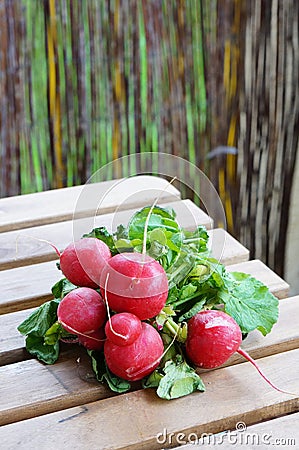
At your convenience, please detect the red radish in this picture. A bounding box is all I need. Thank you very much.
[186,310,242,368]
[105,312,142,347]
[78,327,105,351]
[59,238,111,288]
[104,322,164,381]
[100,252,168,320]
[186,310,290,394]
[18,236,111,288]
[57,287,106,335]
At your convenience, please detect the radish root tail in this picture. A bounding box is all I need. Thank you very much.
[103,273,128,341]
[15,233,61,260]
[237,348,296,396]
[58,320,105,342]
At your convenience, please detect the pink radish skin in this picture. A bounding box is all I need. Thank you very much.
[57,287,106,335]
[186,310,242,368]
[104,322,164,381]
[60,238,111,288]
[100,252,168,320]
[105,312,142,347]
[186,310,291,394]
[78,327,106,351]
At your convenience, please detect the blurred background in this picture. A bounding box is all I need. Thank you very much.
[0,0,298,292]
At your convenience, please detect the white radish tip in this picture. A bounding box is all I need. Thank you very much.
[103,273,127,340]
[15,233,61,258]
[237,348,297,396]
[58,320,105,342]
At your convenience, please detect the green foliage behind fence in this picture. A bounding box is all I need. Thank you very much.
[0,0,298,277]
[1,0,214,194]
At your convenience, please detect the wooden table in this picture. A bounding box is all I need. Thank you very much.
[0,175,298,450]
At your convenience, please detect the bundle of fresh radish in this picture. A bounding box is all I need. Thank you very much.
[18,205,288,399]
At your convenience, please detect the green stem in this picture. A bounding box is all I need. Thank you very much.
[171,293,201,309]
[183,237,203,244]
[167,261,193,287]
[164,318,187,343]
[164,318,178,335]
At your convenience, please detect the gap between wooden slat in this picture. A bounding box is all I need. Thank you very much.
[0,259,290,368]
[0,199,212,271]
[174,411,299,449]
[0,295,298,427]
[0,226,250,316]
[2,256,289,321]
[0,176,180,233]
[0,348,298,448]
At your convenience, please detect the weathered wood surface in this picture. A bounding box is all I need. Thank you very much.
[0,262,59,314]
[0,261,291,365]
[0,228,250,314]
[0,179,297,450]
[0,199,212,271]
[1,294,298,428]
[175,411,299,449]
[1,349,298,449]
[207,227,249,266]
[0,175,180,233]
[0,348,113,427]
[0,308,34,365]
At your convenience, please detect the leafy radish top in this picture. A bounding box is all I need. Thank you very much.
[18,205,280,400]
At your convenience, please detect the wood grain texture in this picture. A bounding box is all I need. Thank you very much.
[0,348,114,427]
[0,230,250,315]
[0,262,291,363]
[208,227,249,266]
[226,259,290,299]
[176,411,299,449]
[0,176,180,233]
[0,199,212,271]
[0,261,59,314]
[1,349,298,449]
[0,308,34,365]
[1,296,298,428]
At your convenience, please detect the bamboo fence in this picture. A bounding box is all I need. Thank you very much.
[0,0,298,277]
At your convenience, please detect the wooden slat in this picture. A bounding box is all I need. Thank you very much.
[226,259,289,299]
[214,412,299,449]
[0,261,59,314]
[1,296,298,427]
[0,181,295,450]
[0,348,114,427]
[0,349,298,449]
[176,412,299,449]
[0,308,34,365]
[0,175,180,233]
[0,199,212,271]
[0,265,293,365]
[0,231,250,315]
[208,227,249,265]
